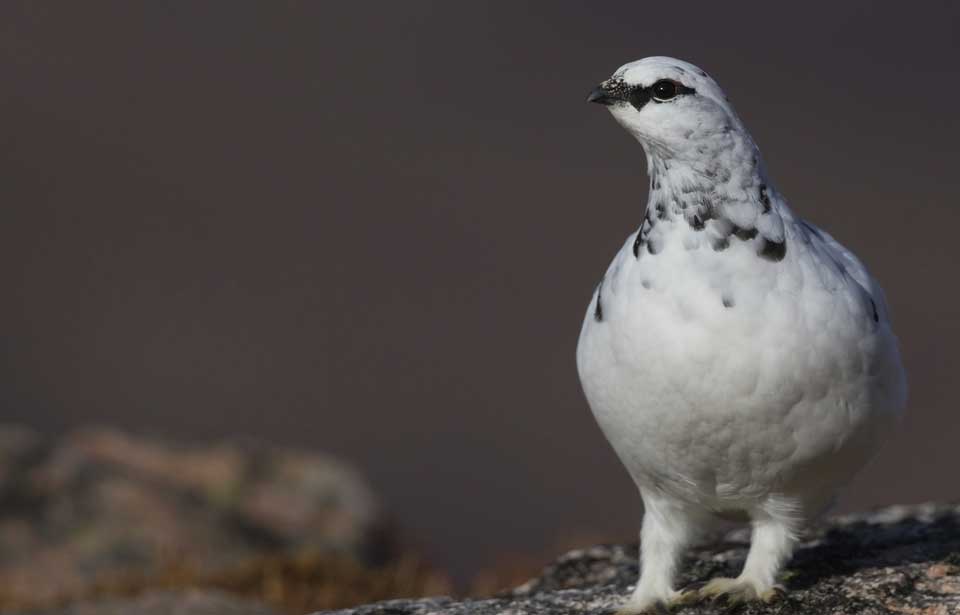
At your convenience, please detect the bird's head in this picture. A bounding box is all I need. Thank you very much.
[588,57,746,163]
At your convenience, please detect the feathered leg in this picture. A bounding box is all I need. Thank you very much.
[699,496,800,604]
[615,492,700,615]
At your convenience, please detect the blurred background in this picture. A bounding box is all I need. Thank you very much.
[1,0,959,607]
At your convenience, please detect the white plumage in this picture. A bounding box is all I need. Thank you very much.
[576,57,906,613]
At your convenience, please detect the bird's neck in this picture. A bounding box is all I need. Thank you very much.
[634,134,789,261]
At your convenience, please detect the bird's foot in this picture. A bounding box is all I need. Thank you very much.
[697,577,785,605]
[612,589,698,614]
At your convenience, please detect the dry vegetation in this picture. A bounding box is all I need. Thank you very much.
[0,551,451,614]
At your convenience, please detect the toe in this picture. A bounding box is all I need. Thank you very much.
[671,586,702,606]
[759,584,787,603]
[678,580,707,592]
[697,577,772,605]
[699,577,739,600]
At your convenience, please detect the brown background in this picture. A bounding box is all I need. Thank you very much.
[2,1,958,581]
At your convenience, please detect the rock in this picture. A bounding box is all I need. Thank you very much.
[318,503,960,615]
[0,425,397,611]
[13,590,279,615]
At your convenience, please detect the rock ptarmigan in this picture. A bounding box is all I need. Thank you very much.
[576,56,907,613]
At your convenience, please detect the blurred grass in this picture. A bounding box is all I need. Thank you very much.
[0,550,452,614]
[0,517,617,614]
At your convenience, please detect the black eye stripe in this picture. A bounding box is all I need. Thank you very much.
[627,87,651,111]
[601,78,696,112]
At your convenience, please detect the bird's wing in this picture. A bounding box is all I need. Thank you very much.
[800,220,890,323]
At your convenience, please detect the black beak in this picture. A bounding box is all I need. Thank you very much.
[587,86,615,105]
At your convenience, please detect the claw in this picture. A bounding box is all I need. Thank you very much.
[696,576,785,605]
[759,584,786,603]
[672,587,701,606]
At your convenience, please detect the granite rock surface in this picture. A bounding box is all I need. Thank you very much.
[320,503,960,615]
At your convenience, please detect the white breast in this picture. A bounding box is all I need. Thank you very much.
[576,217,906,515]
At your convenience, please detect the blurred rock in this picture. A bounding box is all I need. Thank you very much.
[0,425,418,612]
[16,590,278,615]
[320,503,960,615]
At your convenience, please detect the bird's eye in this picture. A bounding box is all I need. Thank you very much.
[652,80,679,101]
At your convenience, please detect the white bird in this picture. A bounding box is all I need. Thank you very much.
[576,56,907,614]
